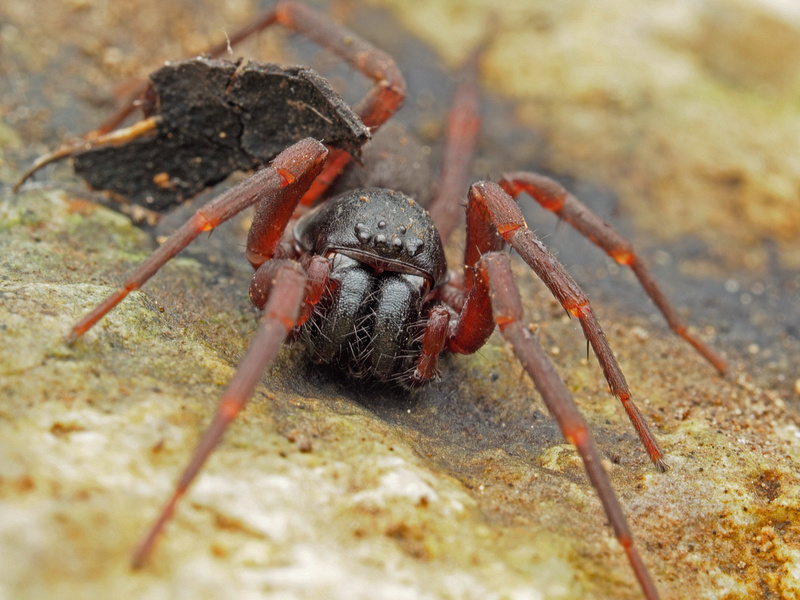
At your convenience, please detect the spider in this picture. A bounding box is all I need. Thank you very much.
[16,3,729,599]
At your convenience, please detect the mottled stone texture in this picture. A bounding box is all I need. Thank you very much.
[2,1,799,599]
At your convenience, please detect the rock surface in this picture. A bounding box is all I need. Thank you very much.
[1,1,799,600]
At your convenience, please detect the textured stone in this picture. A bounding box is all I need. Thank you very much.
[2,2,799,600]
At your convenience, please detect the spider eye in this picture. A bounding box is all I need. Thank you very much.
[406,238,424,256]
[355,222,371,242]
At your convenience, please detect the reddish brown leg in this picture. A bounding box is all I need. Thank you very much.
[273,2,406,128]
[67,138,327,343]
[467,182,665,470]
[446,269,495,356]
[499,172,727,375]
[410,305,451,385]
[428,57,481,244]
[444,164,505,355]
[296,149,354,208]
[478,252,660,600]
[250,254,330,329]
[12,118,160,193]
[425,55,487,355]
[131,260,307,568]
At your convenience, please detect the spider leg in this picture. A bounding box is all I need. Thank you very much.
[410,305,451,385]
[272,2,406,129]
[499,172,727,374]
[466,181,665,470]
[478,251,661,600]
[12,117,160,193]
[250,254,331,328]
[443,168,506,355]
[67,138,327,342]
[428,54,481,244]
[131,259,307,568]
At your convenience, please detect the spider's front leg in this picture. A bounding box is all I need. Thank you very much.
[67,138,327,342]
[467,181,666,470]
[62,137,329,565]
[477,252,661,600]
[123,139,329,566]
[132,259,307,568]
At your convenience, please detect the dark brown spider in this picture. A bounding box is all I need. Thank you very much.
[16,3,729,599]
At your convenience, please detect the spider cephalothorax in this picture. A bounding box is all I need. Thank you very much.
[292,188,447,383]
[15,3,729,599]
